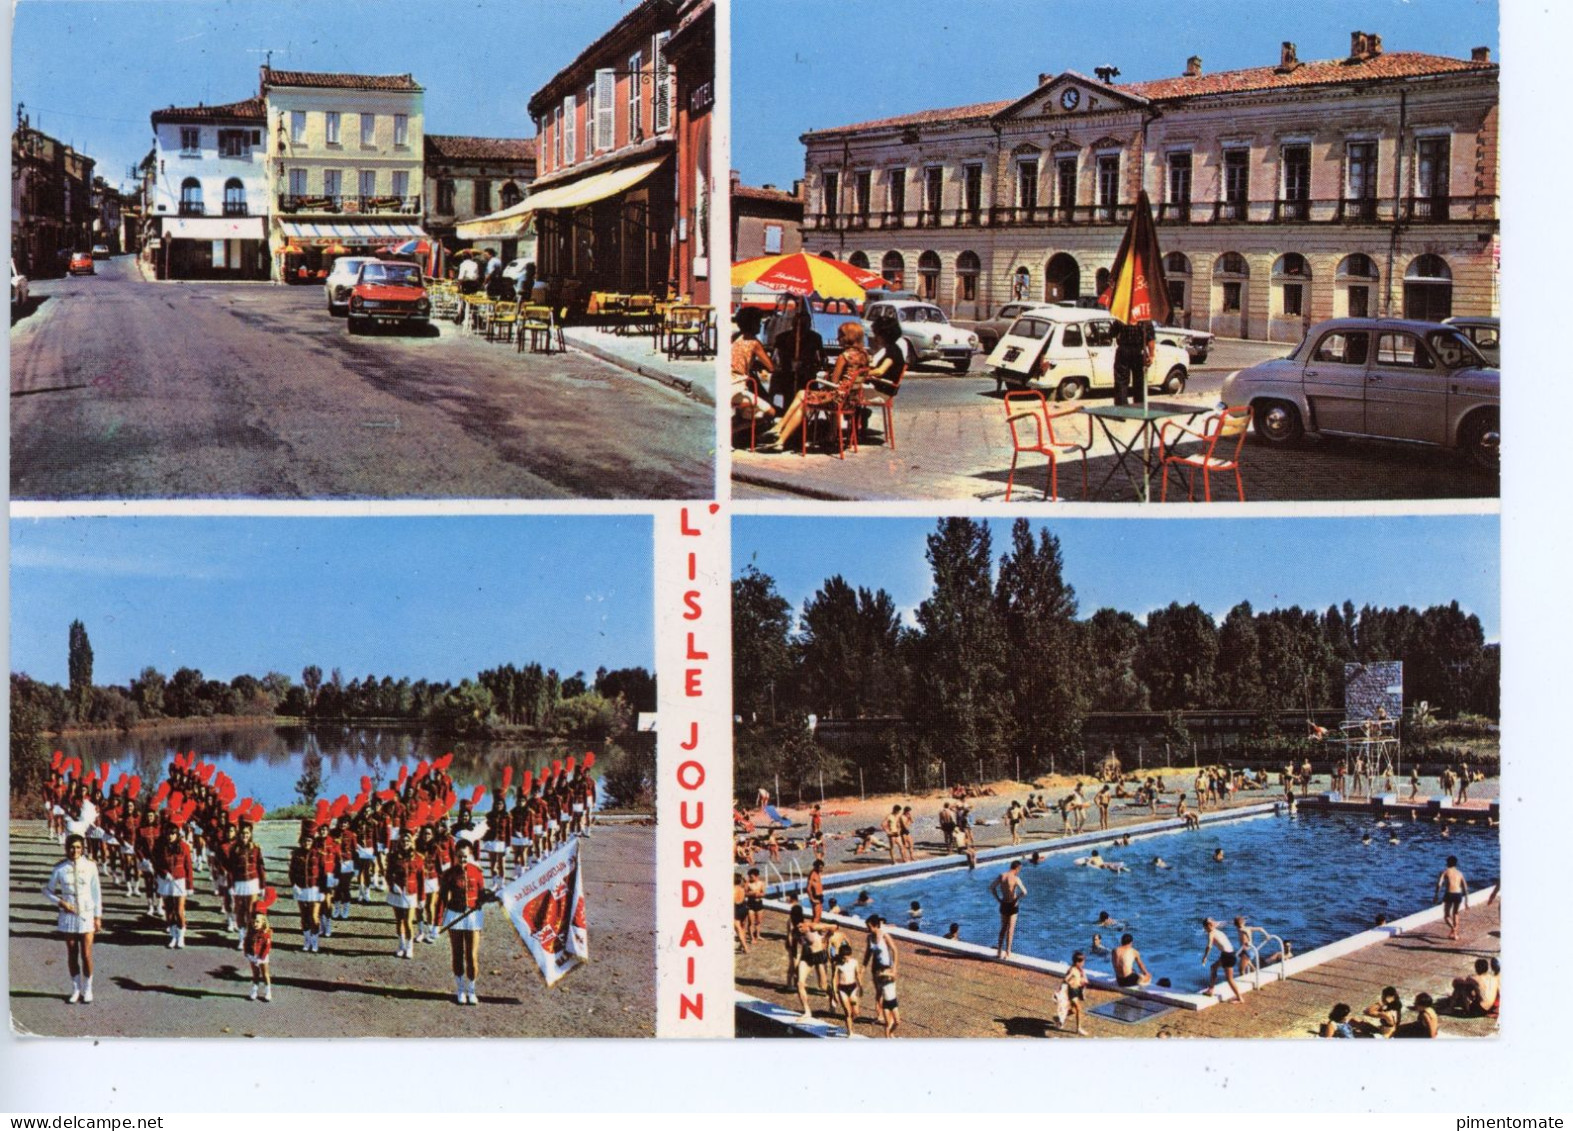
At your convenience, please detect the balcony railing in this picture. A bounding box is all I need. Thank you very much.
[277,194,422,215]
[222,202,250,217]
[799,195,1495,232]
[178,201,205,217]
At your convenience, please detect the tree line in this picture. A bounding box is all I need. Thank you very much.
[734,518,1498,799]
[9,619,657,800]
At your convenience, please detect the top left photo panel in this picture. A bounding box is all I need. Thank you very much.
[9,0,717,502]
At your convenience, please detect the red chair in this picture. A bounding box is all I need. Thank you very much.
[800,380,858,459]
[1003,390,1090,501]
[1157,405,1252,501]
[857,384,897,451]
[733,374,768,452]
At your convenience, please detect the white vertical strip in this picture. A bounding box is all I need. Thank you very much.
[654,502,732,1036]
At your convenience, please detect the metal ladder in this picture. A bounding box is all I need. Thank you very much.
[1243,930,1291,989]
[763,858,805,900]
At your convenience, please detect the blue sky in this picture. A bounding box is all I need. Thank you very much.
[733,0,1501,187]
[10,516,653,686]
[9,0,643,192]
[734,515,1500,641]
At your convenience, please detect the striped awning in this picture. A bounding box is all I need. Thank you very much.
[454,157,666,240]
[279,219,427,244]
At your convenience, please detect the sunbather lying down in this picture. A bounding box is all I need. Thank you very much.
[852,828,887,854]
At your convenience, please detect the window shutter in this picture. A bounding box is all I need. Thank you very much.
[652,32,672,133]
[564,94,576,163]
[596,68,616,151]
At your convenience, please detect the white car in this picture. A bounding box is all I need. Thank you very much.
[324,256,378,317]
[863,299,981,373]
[985,306,1190,400]
[1049,301,1213,363]
[11,259,29,312]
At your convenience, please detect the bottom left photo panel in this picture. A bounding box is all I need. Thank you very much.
[8,513,657,1038]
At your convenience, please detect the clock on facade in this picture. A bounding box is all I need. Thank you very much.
[1060,88,1081,111]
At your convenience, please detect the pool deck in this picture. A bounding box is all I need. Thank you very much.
[735,897,1501,1039]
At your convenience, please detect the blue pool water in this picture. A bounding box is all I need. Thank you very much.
[822,810,1499,993]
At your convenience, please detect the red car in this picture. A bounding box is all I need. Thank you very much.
[347,261,430,333]
[68,251,95,276]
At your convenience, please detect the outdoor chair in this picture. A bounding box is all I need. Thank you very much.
[598,292,628,331]
[1003,390,1091,501]
[464,296,496,336]
[520,305,565,354]
[624,294,656,337]
[733,374,769,452]
[665,305,706,361]
[1157,404,1252,502]
[856,383,897,451]
[487,301,519,343]
[801,379,858,459]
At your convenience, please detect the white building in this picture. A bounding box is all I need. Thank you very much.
[148,96,271,279]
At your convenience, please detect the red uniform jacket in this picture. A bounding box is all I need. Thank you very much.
[315,839,341,877]
[386,847,427,894]
[486,812,511,843]
[155,838,195,884]
[228,842,267,885]
[244,924,273,963]
[136,823,161,861]
[288,845,324,888]
[441,862,486,913]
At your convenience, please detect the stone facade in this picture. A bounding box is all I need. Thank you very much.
[800,35,1498,339]
[424,134,536,260]
[731,172,804,261]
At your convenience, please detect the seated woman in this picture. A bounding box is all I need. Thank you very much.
[1318,1003,1357,1037]
[1447,958,1500,1016]
[857,314,906,441]
[1393,992,1440,1037]
[771,321,871,450]
[1360,986,1403,1036]
[731,307,777,433]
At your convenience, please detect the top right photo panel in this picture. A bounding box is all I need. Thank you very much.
[729,0,1499,504]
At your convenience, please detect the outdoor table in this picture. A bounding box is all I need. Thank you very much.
[1082,402,1206,501]
[464,296,496,335]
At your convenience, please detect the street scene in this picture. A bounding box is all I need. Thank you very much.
[729,3,1499,503]
[10,0,715,500]
[10,516,659,1037]
[733,515,1501,1038]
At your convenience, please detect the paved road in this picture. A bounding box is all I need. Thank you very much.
[10,257,713,499]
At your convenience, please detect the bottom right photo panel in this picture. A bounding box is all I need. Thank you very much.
[731,514,1499,1040]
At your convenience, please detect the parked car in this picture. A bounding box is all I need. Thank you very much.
[91,244,111,260]
[1443,315,1499,368]
[68,251,95,276]
[324,256,378,316]
[11,259,28,311]
[975,302,1057,353]
[985,306,1189,399]
[863,299,980,372]
[1049,300,1213,363]
[861,287,920,306]
[501,257,535,283]
[346,260,431,333]
[758,294,864,359]
[1219,317,1498,470]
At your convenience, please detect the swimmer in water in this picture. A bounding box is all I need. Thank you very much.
[1029,851,1043,865]
[1213,848,1225,863]
[943,922,961,941]
[1090,932,1109,955]
[1152,857,1170,869]
[854,890,874,907]
[1361,833,1373,845]
[908,901,923,921]
[1387,834,1400,845]
[1094,910,1124,929]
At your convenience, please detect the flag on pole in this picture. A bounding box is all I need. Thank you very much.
[496,837,588,986]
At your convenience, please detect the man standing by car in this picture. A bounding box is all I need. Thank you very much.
[1113,318,1155,407]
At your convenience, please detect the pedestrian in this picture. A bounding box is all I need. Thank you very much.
[864,914,900,1037]
[1060,950,1090,1034]
[1435,854,1469,940]
[1112,317,1154,407]
[481,248,502,295]
[386,827,426,959]
[990,859,1027,959]
[441,840,488,1005]
[244,899,275,1003]
[288,822,326,953]
[41,833,102,1004]
[457,251,482,296]
[226,820,268,952]
[1200,916,1244,1003]
[744,867,767,946]
[155,821,195,949]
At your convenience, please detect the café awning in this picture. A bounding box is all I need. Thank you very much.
[454,157,666,240]
[279,219,427,244]
[164,216,266,241]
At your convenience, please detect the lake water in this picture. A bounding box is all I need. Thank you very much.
[54,723,614,812]
[824,809,1499,992]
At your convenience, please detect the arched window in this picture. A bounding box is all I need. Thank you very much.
[180,178,204,217]
[1337,253,1379,279]
[1272,252,1311,278]
[956,250,980,303]
[1215,252,1249,276]
[848,250,870,270]
[881,250,906,289]
[1045,252,1080,301]
[1094,266,1110,297]
[1403,254,1453,321]
[1012,265,1031,301]
[1164,251,1191,276]
[1163,252,1191,323]
[917,250,941,300]
[817,249,839,260]
[223,178,247,217]
[500,181,523,209]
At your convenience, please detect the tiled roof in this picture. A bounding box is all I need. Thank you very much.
[261,68,422,92]
[1125,51,1494,100]
[425,134,537,162]
[151,96,266,124]
[807,51,1494,137]
[733,183,799,203]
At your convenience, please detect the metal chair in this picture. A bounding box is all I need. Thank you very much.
[487,301,520,343]
[1003,390,1091,501]
[665,305,705,361]
[800,380,858,459]
[1157,404,1252,501]
[520,304,563,354]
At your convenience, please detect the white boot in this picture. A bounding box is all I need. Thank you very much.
[455,975,466,1004]
[81,976,93,1004]
[260,984,272,1003]
[249,982,259,1001]
[466,978,478,1005]
[68,975,82,1004]
[176,927,186,949]
[226,915,237,933]
[321,917,332,938]
[166,925,178,949]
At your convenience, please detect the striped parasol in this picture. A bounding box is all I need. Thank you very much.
[731,252,884,301]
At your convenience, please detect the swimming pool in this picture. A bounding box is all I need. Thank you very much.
[815,809,1499,994]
